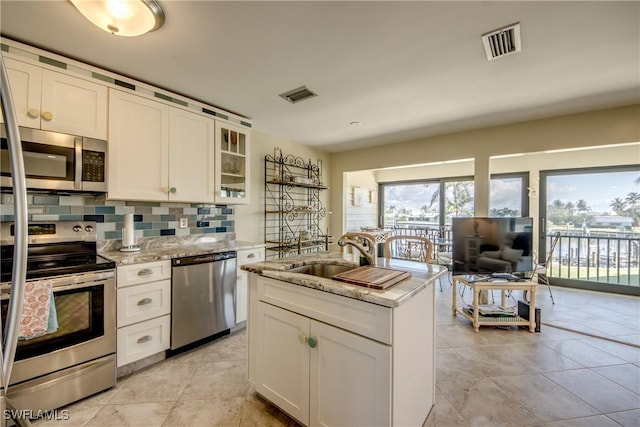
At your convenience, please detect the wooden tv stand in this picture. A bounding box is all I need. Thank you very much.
[452,275,537,333]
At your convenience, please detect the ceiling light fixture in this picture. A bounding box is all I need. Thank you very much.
[69,0,165,37]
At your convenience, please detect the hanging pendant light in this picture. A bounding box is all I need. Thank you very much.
[69,0,165,37]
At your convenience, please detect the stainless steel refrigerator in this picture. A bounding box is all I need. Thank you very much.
[0,53,30,427]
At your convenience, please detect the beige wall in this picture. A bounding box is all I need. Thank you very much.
[329,104,640,241]
[233,129,331,244]
[345,170,378,231]
[237,105,639,249]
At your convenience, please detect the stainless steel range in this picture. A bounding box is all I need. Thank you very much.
[0,221,116,413]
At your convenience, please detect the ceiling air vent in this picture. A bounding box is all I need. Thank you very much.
[279,86,317,104]
[482,23,521,61]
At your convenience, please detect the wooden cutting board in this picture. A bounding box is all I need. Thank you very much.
[332,266,411,290]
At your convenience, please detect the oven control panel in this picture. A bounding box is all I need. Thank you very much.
[1,221,98,245]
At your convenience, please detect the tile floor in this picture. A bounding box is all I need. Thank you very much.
[32,280,639,427]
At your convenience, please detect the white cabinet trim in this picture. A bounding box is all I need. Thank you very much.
[117,279,171,327]
[116,260,172,288]
[258,277,392,345]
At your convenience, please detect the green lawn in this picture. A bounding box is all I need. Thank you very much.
[552,265,639,286]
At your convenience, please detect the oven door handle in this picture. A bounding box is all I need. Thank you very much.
[1,279,107,300]
[50,282,102,293]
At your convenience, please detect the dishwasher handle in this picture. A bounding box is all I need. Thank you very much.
[172,250,237,267]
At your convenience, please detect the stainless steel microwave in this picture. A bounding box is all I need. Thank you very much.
[0,127,107,192]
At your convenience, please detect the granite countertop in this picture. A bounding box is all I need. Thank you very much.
[241,252,447,308]
[100,239,265,265]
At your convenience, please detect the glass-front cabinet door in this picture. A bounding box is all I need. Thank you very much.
[215,122,250,204]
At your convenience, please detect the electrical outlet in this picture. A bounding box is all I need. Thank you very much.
[179,217,188,228]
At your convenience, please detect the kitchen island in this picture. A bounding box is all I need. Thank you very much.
[241,252,446,427]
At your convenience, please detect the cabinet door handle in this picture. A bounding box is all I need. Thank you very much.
[137,297,153,306]
[169,187,177,194]
[41,111,53,121]
[247,253,255,259]
[27,108,39,118]
[297,333,307,344]
[137,268,153,276]
[307,337,317,348]
[137,335,152,344]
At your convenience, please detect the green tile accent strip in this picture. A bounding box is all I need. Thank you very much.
[217,113,229,120]
[91,72,114,84]
[202,108,217,117]
[154,92,173,102]
[1,44,8,52]
[39,56,67,69]
[240,121,252,128]
[153,91,188,107]
[171,98,188,107]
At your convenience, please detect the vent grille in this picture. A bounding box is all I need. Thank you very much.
[279,86,317,104]
[482,23,521,61]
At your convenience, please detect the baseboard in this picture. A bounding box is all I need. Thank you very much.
[518,300,541,332]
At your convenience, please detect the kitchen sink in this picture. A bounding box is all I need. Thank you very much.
[289,263,356,279]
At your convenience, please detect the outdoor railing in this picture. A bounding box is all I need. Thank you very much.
[548,232,639,287]
[386,226,639,287]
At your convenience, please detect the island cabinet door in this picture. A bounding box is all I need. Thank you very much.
[255,302,310,426]
[309,320,391,427]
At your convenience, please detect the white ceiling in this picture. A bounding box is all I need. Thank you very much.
[1,1,638,152]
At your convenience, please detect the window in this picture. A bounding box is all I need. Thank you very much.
[490,173,529,217]
[381,182,440,229]
[379,177,474,230]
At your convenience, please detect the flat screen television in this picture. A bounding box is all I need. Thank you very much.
[451,217,534,278]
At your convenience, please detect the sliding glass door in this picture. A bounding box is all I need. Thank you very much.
[539,165,639,295]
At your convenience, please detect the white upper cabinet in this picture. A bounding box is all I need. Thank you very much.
[108,89,169,201]
[168,107,216,203]
[215,122,250,204]
[3,57,107,139]
[108,89,217,203]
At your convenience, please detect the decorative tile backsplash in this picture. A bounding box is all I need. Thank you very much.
[0,193,234,241]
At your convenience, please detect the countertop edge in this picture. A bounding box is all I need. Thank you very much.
[100,240,265,266]
[242,253,446,308]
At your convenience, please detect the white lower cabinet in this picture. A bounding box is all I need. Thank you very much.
[116,315,170,367]
[249,275,434,426]
[116,261,172,367]
[236,247,265,324]
[117,279,171,326]
[255,302,391,426]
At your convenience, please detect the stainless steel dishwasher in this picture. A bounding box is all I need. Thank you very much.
[170,251,237,350]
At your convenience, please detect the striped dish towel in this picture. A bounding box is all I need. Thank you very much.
[18,280,56,340]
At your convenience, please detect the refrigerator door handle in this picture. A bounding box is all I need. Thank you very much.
[0,53,29,408]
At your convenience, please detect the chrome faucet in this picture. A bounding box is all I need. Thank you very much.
[337,236,376,266]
